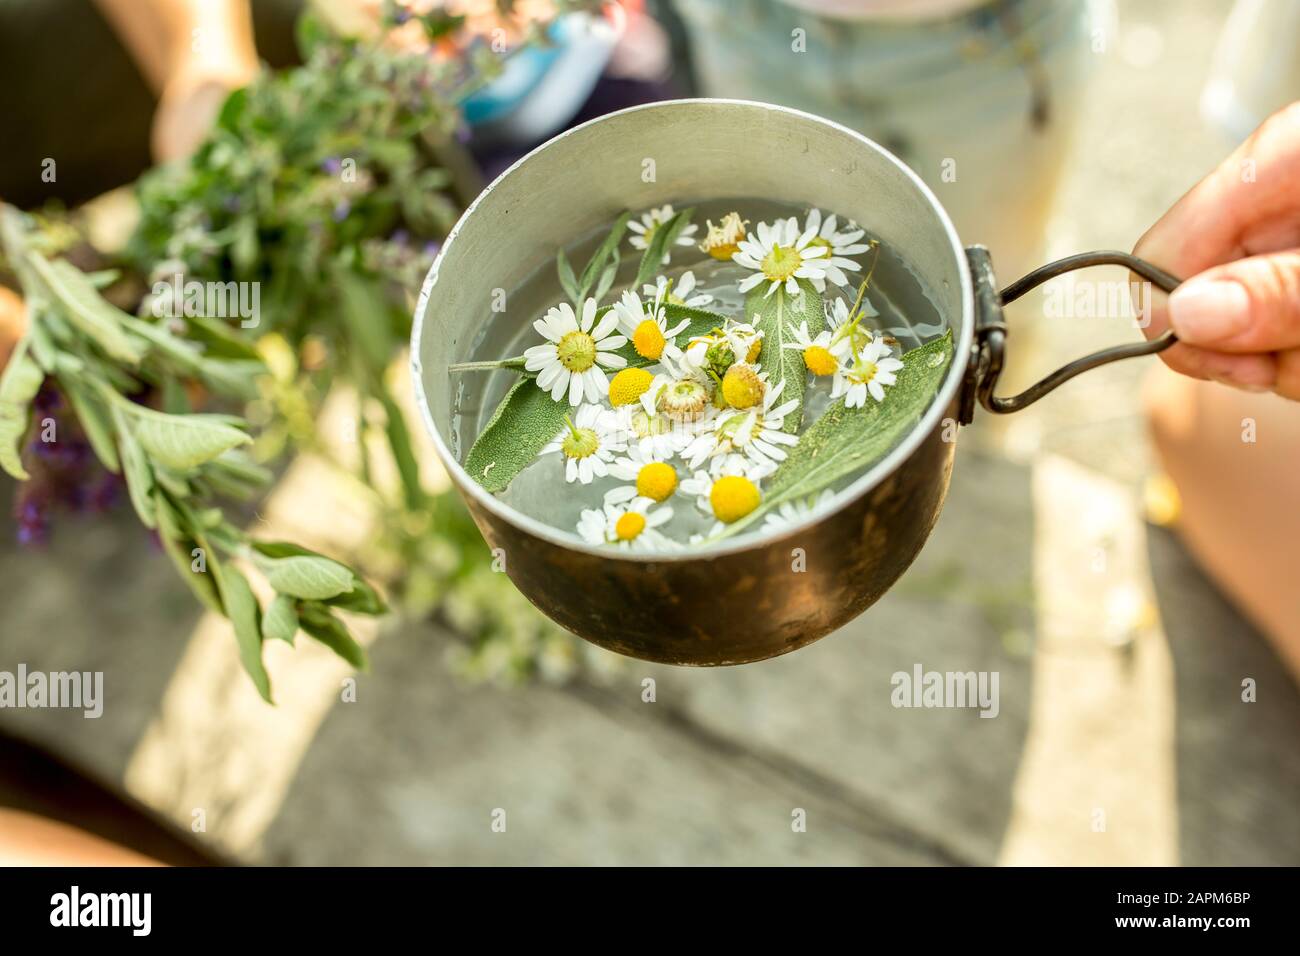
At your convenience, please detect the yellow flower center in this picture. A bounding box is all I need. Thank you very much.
[630,410,671,438]
[560,418,599,459]
[635,462,677,502]
[659,379,710,422]
[746,337,763,363]
[699,212,747,260]
[608,367,654,406]
[615,511,646,541]
[850,359,880,384]
[556,330,596,372]
[710,475,761,524]
[631,319,667,360]
[721,364,765,409]
[760,244,802,282]
[803,345,838,376]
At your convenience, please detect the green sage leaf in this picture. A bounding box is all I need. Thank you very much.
[750,279,826,433]
[556,248,580,303]
[633,207,694,289]
[28,256,145,364]
[592,248,620,303]
[464,375,569,494]
[262,594,299,645]
[724,330,955,538]
[255,553,356,601]
[153,491,224,614]
[298,603,369,671]
[0,339,43,480]
[578,211,630,300]
[120,403,252,471]
[209,556,273,704]
[111,405,157,529]
[61,378,120,473]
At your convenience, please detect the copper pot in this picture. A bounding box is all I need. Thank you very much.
[411,99,1178,665]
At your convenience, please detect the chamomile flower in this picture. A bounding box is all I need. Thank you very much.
[781,320,842,377]
[762,490,837,533]
[732,216,830,297]
[576,498,674,551]
[643,270,713,309]
[680,459,771,525]
[612,404,699,458]
[697,212,748,260]
[800,208,873,291]
[639,352,714,423]
[683,379,798,469]
[826,295,879,358]
[707,452,775,480]
[720,362,766,409]
[524,297,627,406]
[627,204,698,265]
[832,340,904,407]
[614,288,688,362]
[540,403,626,484]
[683,320,762,378]
[608,444,679,503]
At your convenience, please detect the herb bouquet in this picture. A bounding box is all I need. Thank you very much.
[0,1,606,697]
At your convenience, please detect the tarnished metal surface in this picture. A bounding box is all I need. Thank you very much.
[456,403,958,664]
[412,99,973,665]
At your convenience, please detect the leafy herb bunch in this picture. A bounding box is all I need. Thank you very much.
[2,3,607,696]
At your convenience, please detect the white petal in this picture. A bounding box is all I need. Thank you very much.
[579,298,597,333]
[605,484,637,504]
[555,303,578,333]
[533,319,561,342]
[592,309,620,340]
[595,351,627,369]
[537,363,562,390]
[568,372,584,406]
[737,272,765,293]
[550,370,570,402]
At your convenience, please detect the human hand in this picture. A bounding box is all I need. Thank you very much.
[1133,101,1300,400]
[151,59,253,163]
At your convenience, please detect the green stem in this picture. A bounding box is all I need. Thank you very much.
[449,357,525,372]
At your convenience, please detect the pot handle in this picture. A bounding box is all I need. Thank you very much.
[959,247,1183,422]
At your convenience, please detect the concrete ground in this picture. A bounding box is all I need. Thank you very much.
[2,0,1298,865]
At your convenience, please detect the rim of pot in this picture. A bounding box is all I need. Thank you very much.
[411,98,973,563]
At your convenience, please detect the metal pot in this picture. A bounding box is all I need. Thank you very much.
[411,99,1180,666]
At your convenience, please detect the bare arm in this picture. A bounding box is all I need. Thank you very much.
[92,0,259,160]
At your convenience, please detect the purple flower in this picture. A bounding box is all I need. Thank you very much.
[15,498,49,547]
[333,200,352,222]
[321,156,344,176]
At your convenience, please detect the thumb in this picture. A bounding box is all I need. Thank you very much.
[1167,249,1300,353]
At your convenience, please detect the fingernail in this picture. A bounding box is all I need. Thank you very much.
[1168,280,1250,344]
